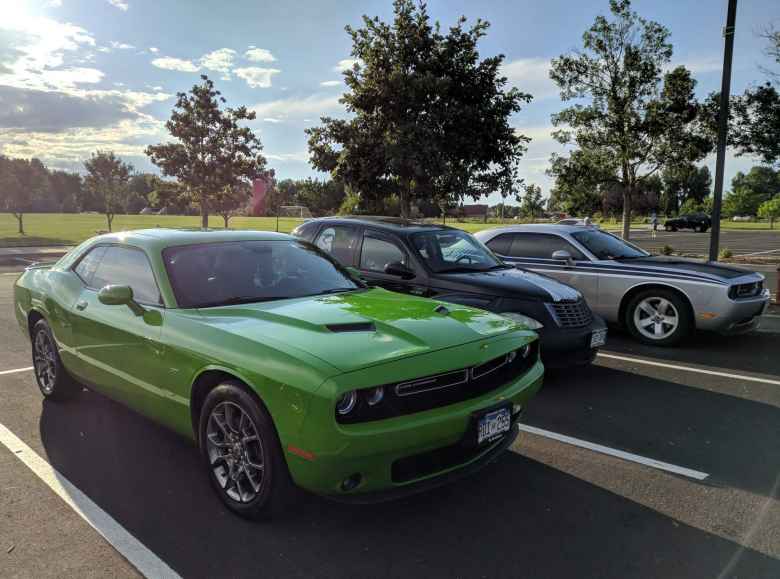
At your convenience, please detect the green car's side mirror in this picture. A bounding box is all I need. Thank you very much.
[98,285,145,316]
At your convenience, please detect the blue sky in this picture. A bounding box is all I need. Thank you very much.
[1,0,778,205]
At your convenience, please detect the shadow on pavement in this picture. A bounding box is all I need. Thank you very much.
[39,391,779,579]
[603,328,780,378]
[532,365,780,499]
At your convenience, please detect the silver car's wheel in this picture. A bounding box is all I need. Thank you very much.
[206,401,266,503]
[634,297,679,341]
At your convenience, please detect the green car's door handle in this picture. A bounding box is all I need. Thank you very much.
[75,300,88,311]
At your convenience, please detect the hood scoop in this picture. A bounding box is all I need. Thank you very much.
[325,322,376,333]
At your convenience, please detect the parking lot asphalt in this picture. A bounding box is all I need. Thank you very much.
[627,227,780,258]
[0,271,778,578]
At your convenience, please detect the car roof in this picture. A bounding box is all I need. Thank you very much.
[474,223,589,237]
[89,228,293,251]
[306,216,457,234]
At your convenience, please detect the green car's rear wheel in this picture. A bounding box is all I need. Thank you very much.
[31,319,78,401]
[199,381,293,520]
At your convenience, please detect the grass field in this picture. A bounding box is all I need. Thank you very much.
[0,212,775,247]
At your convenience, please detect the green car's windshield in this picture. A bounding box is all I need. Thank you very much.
[571,229,650,260]
[411,230,508,273]
[164,240,362,308]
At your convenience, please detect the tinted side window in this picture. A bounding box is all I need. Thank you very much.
[360,235,407,272]
[314,226,359,265]
[91,246,161,305]
[509,234,585,260]
[291,221,319,242]
[485,234,513,256]
[73,245,108,285]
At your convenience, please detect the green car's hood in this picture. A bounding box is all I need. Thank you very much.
[196,288,518,373]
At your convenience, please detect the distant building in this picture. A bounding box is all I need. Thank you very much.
[250,176,272,216]
[446,204,488,219]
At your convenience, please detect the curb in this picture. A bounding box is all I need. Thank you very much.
[758,314,780,334]
[0,247,72,267]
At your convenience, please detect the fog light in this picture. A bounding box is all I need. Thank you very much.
[336,391,357,415]
[341,473,362,492]
[513,403,523,416]
[519,344,531,358]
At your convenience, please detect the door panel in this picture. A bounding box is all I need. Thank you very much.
[358,231,424,295]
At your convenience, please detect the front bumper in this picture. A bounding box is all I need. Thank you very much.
[697,289,771,335]
[537,313,607,368]
[286,338,543,498]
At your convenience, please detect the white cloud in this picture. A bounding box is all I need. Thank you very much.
[97,46,111,53]
[109,41,134,50]
[149,46,159,53]
[265,151,309,163]
[106,0,129,11]
[333,58,357,72]
[234,66,280,88]
[263,118,283,123]
[666,56,721,75]
[45,0,63,7]
[501,57,558,100]
[252,93,343,120]
[319,80,341,87]
[245,48,276,63]
[199,48,236,79]
[151,57,199,72]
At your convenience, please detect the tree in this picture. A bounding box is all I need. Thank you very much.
[758,196,780,228]
[722,166,780,217]
[213,182,252,228]
[0,156,48,235]
[549,0,712,239]
[519,184,544,218]
[146,75,267,228]
[729,84,780,169]
[306,0,531,217]
[83,151,133,232]
[47,170,81,213]
[661,164,711,215]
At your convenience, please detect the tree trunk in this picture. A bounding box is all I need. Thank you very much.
[621,188,632,240]
[222,214,229,229]
[15,213,24,235]
[201,195,208,229]
[106,213,113,232]
[399,182,411,219]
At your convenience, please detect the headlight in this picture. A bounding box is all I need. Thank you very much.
[366,386,384,406]
[500,312,543,330]
[336,390,357,415]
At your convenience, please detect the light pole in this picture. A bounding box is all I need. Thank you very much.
[709,0,738,262]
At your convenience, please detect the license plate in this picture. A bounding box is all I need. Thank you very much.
[477,407,511,445]
[590,328,607,348]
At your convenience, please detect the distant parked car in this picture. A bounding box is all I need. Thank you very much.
[139,207,155,215]
[475,224,770,346]
[664,213,711,232]
[556,218,596,227]
[293,217,608,368]
[732,215,753,222]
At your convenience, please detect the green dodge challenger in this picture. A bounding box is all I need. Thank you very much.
[14,229,544,518]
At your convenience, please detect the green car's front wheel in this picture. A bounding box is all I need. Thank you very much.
[31,319,79,401]
[199,381,293,520]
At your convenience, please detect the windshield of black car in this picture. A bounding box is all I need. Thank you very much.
[570,229,649,260]
[411,230,505,273]
[163,240,361,308]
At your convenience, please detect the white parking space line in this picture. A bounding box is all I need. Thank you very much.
[0,366,33,376]
[597,352,780,386]
[518,424,709,481]
[0,422,181,579]
[740,248,780,257]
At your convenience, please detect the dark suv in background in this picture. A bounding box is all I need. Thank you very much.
[664,213,711,232]
[293,217,607,368]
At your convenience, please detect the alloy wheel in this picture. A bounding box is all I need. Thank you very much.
[633,297,679,340]
[206,401,265,503]
[33,330,57,395]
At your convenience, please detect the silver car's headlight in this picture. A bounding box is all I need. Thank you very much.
[500,312,543,330]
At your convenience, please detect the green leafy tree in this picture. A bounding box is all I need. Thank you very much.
[519,184,544,218]
[722,166,780,217]
[83,151,133,232]
[306,0,531,217]
[213,181,252,228]
[549,0,712,239]
[661,164,711,215]
[146,75,267,228]
[758,196,780,228]
[0,156,48,235]
[730,84,780,169]
[47,170,81,213]
[296,178,347,216]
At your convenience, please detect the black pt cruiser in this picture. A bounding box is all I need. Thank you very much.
[293,217,607,368]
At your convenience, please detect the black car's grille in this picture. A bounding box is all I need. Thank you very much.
[729,280,763,299]
[548,300,593,328]
[336,341,539,424]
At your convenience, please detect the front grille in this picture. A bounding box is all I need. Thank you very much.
[391,439,490,483]
[548,300,593,328]
[336,341,538,424]
[729,280,763,299]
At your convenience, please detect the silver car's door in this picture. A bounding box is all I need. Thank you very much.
[486,232,599,305]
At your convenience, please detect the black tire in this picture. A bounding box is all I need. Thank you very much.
[31,319,79,401]
[199,381,293,520]
[625,288,691,346]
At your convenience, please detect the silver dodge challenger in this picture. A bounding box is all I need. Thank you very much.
[474,224,770,346]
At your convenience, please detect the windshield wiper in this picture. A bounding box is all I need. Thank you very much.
[198,295,287,308]
[437,266,485,274]
[488,263,513,270]
[313,287,361,296]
